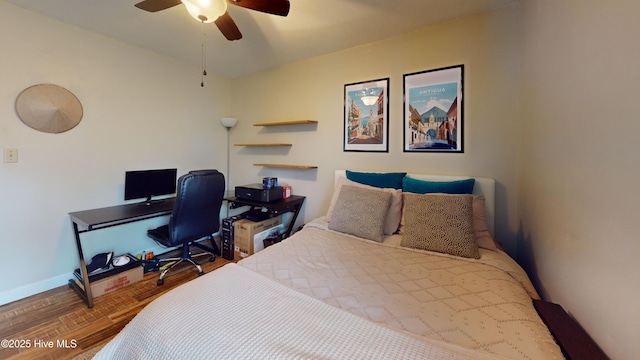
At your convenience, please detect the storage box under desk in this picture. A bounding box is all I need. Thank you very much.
[73,264,143,298]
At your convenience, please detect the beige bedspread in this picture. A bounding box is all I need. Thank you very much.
[93,263,505,360]
[239,222,563,360]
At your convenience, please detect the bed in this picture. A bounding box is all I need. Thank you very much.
[93,171,564,360]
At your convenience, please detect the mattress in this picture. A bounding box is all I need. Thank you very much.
[238,219,563,359]
[94,169,564,360]
[93,263,508,360]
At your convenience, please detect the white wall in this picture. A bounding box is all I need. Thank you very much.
[518,1,640,359]
[3,1,637,358]
[230,6,523,251]
[0,2,232,304]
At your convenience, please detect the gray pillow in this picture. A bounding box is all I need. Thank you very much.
[401,193,479,258]
[328,185,392,242]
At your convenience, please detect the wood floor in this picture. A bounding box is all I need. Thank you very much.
[0,255,234,360]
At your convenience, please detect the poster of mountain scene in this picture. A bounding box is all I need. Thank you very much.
[404,65,463,152]
[344,78,389,152]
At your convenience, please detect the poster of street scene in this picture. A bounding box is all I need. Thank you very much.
[403,65,463,153]
[344,78,389,152]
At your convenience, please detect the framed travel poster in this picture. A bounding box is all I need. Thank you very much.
[403,65,463,153]
[344,78,389,152]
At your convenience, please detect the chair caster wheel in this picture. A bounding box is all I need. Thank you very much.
[209,256,216,262]
[157,279,164,286]
[198,271,204,276]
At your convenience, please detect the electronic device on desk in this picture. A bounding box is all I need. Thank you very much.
[244,209,273,222]
[235,183,283,202]
[124,168,177,206]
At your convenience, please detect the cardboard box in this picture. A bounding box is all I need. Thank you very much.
[234,216,284,260]
[74,253,141,282]
[74,265,143,297]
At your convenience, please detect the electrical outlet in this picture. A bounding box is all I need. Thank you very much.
[4,148,18,163]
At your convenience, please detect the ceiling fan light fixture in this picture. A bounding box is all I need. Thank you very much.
[181,0,228,23]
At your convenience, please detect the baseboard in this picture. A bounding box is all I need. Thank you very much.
[0,237,221,307]
[0,273,71,306]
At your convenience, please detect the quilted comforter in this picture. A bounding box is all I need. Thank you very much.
[94,220,563,360]
[239,220,563,359]
[94,263,506,360]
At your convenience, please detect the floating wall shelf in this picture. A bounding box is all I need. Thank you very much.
[235,143,292,147]
[253,120,318,127]
[254,164,318,169]
[241,120,318,169]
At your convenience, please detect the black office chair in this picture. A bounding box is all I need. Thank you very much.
[147,169,225,285]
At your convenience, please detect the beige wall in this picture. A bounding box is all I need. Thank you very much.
[0,2,232,303]
[518,1,640,359]
[230,6,523,254]
[2,0,638,358]
[231,2,640,358]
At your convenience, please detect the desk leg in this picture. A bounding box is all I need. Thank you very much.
[283,202,303,238]
[70,220,94,308]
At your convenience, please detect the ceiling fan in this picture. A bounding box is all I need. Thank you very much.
[135,0,291,41]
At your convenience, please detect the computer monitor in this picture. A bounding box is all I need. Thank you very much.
[124,168,177,205]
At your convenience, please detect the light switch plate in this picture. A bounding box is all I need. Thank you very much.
[4,148,18,163]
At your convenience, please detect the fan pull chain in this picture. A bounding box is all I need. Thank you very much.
[201,20,207,87]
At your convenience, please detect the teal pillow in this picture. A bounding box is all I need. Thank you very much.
[402,177,475,194]
[346,170,406,189]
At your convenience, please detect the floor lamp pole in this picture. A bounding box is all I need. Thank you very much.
[226,126,231,196]
[220,117,237,213]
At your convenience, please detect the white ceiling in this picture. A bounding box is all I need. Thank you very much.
[7,0,518,78]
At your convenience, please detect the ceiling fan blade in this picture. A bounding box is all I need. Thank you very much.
[228,0,290,16]
[215,11,243,41]
[135,0,182,12]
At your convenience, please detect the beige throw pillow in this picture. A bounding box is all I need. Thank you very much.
[328,185,392,242]
[401,193,480,258]
[399,194,498,251]
[472,195,498,251]
[327,176,402,235]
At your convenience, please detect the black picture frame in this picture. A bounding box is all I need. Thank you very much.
[344,78,390,152]
[403,65,464,153]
